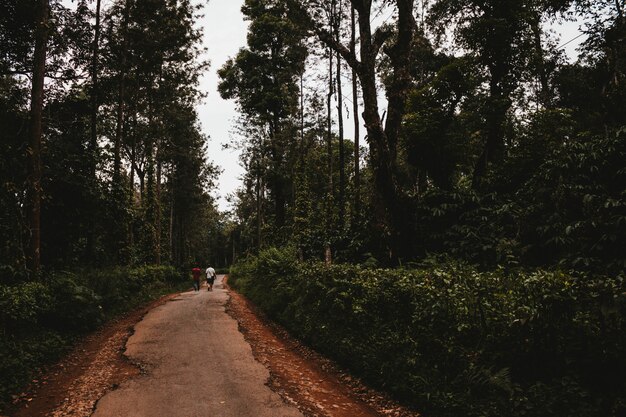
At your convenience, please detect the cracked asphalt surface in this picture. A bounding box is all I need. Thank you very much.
[91,275,303,417]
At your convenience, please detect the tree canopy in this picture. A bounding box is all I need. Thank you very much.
[220,0,626,272]
[0,0,224,281]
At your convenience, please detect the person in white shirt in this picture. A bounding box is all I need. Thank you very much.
[205,266,216,291]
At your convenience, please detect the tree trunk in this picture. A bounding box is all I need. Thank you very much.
[26,0,50,276]
[471,3,513,189]
[256,159,262,253]
[292,0,416,262]
[336,0,345,224]
[325,43,334,258]
[113,0,129,181]
[472,62,509,189]
[531,13,551,108]
[169,197,174,264]
[352,0,415,262]
[268,118,286,229]
[86,0,102,262]
[90,0,101,178]
[383,0,414,164]
[327,45,334,198]
[155,157,162,265]
[350,5,360,220]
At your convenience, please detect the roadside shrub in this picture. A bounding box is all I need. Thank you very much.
[43,272,104,333]
[230,246,298,316]
[0,264,185,410]
[0,282,52,332]
[0,331,67,404]
[84,265,183,315]
[230,250,626,417]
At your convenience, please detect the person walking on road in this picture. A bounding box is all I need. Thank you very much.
[191,266,202,292]
[206,266,216,291]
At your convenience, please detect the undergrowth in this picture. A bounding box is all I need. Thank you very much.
[229,247,626,417]
[0,265,186,409]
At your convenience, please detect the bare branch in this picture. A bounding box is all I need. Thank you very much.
[372,25,393,57]
[287,0,361,71]
[316,27,361,71]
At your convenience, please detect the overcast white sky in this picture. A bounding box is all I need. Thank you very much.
[196,0,248,212]
[196,1,586,212]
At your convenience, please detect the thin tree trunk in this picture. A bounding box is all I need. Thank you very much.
[86,0,102,261]
[130,108,137,199]
[324,2,337,264]
[155,157,161,265]
[129,126,135,250]
[336,0,345,225]
[350,5,360,219]
[471,3,513,189]
[26,0,50,276]
[299,73,306,171]
[531,13,551,108]
[300,74,305,146]
[472,63,509,189]
[326,44,334,262]
[90,0,101,178]
[129,107,137,257]
[269,118,286,228]
[256,159,262,253]
[113,0,129,181]
[326,1,335,200]
[169,197,173,263]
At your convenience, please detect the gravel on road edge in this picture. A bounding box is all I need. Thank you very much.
[7,293,180,417]
[224,278,419,417]
[8,278,419,417]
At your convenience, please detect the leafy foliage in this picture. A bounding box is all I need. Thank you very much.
[407,127,626,273]
[231,249,626,417]
[0,265,186,409]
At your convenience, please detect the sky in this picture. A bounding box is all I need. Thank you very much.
[195,1,587,212]
[196,0,248,212]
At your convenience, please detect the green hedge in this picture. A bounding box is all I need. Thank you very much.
[0,265,186,409]
[229,248,626,417]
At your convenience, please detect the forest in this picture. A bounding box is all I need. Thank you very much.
[1,0,625,416]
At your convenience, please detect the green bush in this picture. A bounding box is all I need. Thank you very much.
[0,265,185,410]
[84,265,183,315]
[230,249,626,417]
[0,331,67,404]
[43,272,104,333]
[0,282,52,330]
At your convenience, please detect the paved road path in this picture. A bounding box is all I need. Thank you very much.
[92,275,303,417]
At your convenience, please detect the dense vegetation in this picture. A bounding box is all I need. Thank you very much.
[1,0,625,415]
[223,0,626,416]
[0,265,187,406]
[0,0,228,278]
[230,248,625,417]
[221,0,626,272]
[0,0,222,408]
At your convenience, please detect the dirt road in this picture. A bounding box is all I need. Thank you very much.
[91,276,303,417]
[10,275,414,417]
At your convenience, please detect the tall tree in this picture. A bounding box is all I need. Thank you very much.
[429,0,543,187]
[350,5,361,219]
[26,0,50,276]
[335,0,346,224]
[218,0,308,245]
[86,0,101,260]
[293,0,418,262]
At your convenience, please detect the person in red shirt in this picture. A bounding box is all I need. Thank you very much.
[191,266,202,292]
